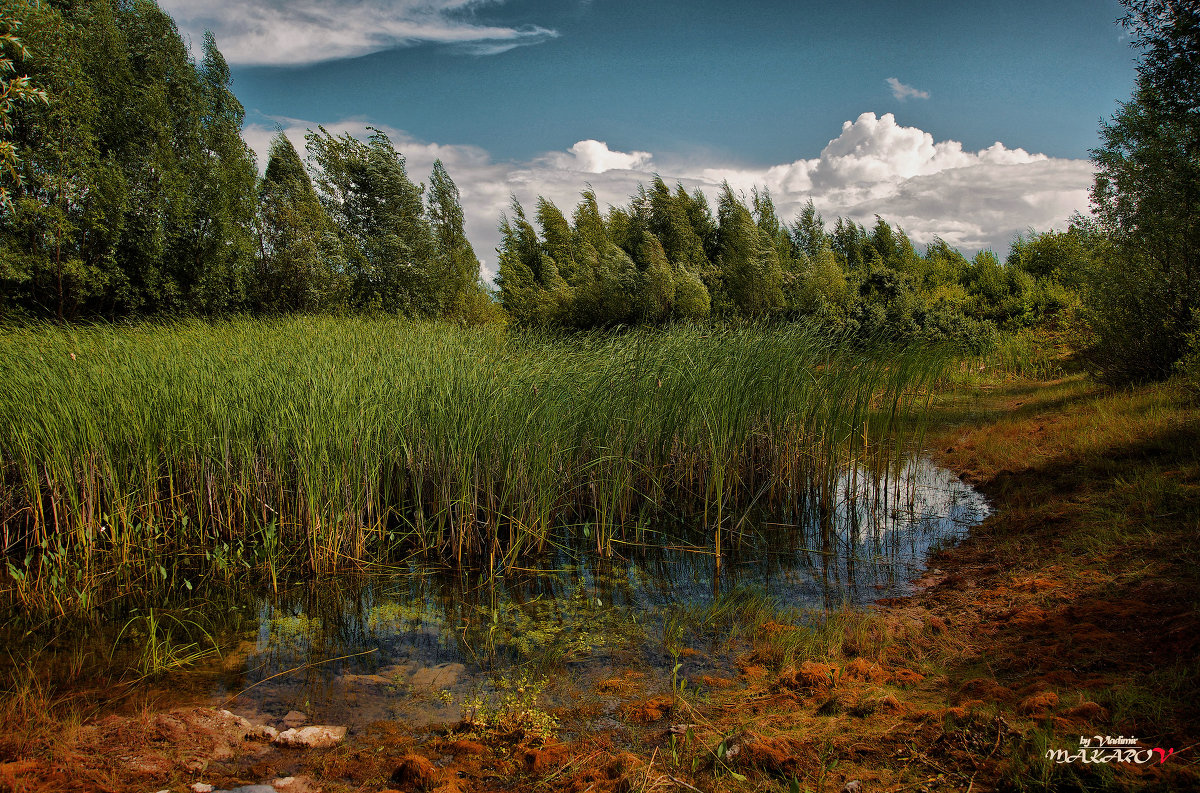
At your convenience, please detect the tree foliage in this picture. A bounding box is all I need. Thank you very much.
[0,6,47,211]
[493,176,1085,349]
[1088,0,1200,382]
[0,1,490,321]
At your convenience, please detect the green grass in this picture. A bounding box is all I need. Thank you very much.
[0,317,950,616]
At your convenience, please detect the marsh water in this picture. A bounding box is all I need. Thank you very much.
[181,455,989,732]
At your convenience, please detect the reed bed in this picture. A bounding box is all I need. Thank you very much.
[0,317,949,614]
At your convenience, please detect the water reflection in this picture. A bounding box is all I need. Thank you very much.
[210,456,987,727]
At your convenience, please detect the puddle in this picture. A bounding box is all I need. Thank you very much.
[195,455,989,730]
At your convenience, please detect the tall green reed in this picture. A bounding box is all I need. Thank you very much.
[0,317,949,615]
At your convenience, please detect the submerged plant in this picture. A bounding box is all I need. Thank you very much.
[112,608,221,678]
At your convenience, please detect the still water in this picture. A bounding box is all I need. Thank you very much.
[201,455,988,730]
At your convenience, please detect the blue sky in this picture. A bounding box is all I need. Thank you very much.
[163,0,1136,275]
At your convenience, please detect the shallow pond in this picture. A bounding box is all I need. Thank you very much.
[193,455,988,732]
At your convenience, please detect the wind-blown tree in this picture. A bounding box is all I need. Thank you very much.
[496,198,568,325]
[646,177,707,272]
[1,0,496,322]
[307,126,437,314]
[1,0,216,318]
[491,175,1080,341]
[636,235,675,323]
[573,238,638,327]
[789,199,828,262]
[567,190,636,326]
[256,132,346,312]
[177,31,258,313]
[1087,0,1200,382]
[536,196,577,284]
[427,159,486,318]
[792,245,851,326]
[715,183,784,316]
[752,187,799,273]
[645,179,712,319]
[831,217,868,272]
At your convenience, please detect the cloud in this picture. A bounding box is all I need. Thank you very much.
[692,113,1077,251]
[160,0,558,66]
[540,140,654,173]
[887,77,930,101]
[243,112,1094,281]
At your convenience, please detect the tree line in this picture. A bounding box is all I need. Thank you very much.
[496,181,1092,351]
[0,0,493,322]
[1,0,1196,386]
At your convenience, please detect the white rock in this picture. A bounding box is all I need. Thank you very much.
[272,776,322,793]
[191,785,215,793]
[250,724,279,741]
[273,725,348,749]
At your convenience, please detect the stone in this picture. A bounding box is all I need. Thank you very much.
[840,782,862,793]
[219,710,254,732]
[281,710,308,728]
[272,776,322,793]
[255,724,280,741]
[191,785,215,793]
[273,725,348,749]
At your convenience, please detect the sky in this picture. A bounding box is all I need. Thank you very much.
[161,0,1137,278]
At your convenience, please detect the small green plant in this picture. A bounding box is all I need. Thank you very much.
[112,608,221,678]
[458,672,557,741]
[815,739,839,792]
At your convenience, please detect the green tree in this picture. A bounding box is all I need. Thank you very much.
[793,245,851,325]
[256,132,346,311]
[1006,223,1098,290]
[572,239,638,326]
[752,186,800,274]
[715,183,784,316]
[789,199,827,261]
[178,30,258,313]
[646,177,709,273]
[495,198,568,324]
[0,6,47,212]
[307,126,437,314]
[0,0,92,319]
[1088,0,1200,382]
[832,217,868,271]
[536,196,576,284]
[427,159,483,318]
[636,235,675,323]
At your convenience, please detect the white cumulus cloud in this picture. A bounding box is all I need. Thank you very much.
[243,112,1094,281]
[887,77,930,101]
[543,140,654,174]
[160,0,558,66]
